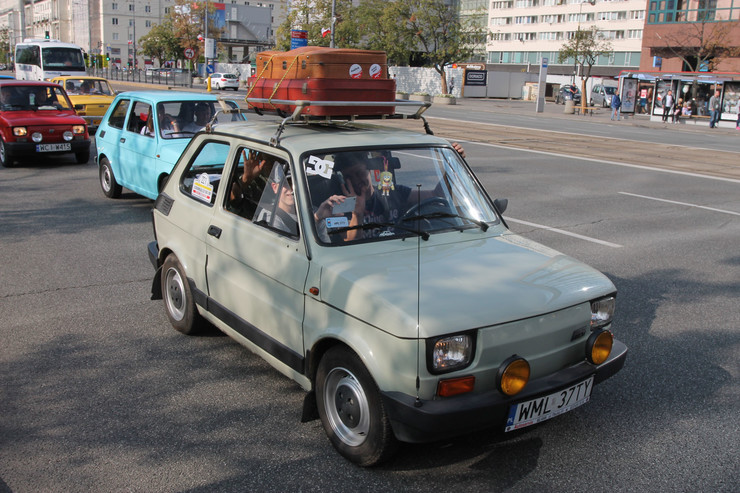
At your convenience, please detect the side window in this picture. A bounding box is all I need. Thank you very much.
[224,147,296,237]
[180,141,230,205]
[127,101,152,135]
[107,99,130,129]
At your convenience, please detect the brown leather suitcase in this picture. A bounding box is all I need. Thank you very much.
[246,77,396,116]
[255,46,389,80]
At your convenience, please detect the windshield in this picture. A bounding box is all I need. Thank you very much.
[63,79,113,96]
[604,86,617,95]
[41,48,86,72]
[305,147,500,244]
[1,85,72,111]
[153,100,244,139]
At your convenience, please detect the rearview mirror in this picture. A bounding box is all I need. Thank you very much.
[494,198,508,215]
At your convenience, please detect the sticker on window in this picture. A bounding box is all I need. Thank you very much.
[326,216,349,229]
[306,155,334,179]
[191,173,214,203]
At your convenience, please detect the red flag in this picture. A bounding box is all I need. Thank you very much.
[321,28,331,38]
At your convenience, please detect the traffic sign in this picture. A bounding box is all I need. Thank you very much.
[184,48,195,59]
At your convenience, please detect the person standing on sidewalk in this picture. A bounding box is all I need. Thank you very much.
[610,92,622,121]
[662,90,674,123]
[709,89,721,128]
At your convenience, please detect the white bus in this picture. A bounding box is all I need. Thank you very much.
[15,39,87,81]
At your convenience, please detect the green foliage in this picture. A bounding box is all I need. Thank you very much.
[138,21,181,66]
[557,26,612,82]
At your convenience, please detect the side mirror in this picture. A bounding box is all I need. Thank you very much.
[494,198,508,215]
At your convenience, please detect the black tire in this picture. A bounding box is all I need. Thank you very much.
[99,157,122,198]
[0,139,15,168]
[76,149,90,164]
[603,99,609,108]
[316,346,397,466]
[161,254,205,335]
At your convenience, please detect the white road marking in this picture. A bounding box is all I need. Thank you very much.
[506,217,623,248]
[453,139,740,185]
[619,192,740,217]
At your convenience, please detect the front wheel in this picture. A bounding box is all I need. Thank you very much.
[161,254,205,335]
[99,157,122,198]
[0,139,16,167]
[316,346,397,466]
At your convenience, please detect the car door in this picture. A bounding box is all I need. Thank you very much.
[205,144,310,369]
[121,99,159,198]
[96,97,130,180]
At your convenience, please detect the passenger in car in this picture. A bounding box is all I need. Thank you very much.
[183,103,212,133]
[228,149,279,220]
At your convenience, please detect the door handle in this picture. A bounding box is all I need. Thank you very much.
[120,137,125,143]
[207,225,222,238]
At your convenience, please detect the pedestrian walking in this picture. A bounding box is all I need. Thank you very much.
[709,89,721,128]
[611,93,622,121]
[662,90,674,123]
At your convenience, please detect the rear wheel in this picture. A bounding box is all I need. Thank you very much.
[0,139,16,168]
[162,254,205,335]
[99,157,122,198]
[316,346,397,466]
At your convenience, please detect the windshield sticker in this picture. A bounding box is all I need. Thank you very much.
[306,155,334,179]
[191,173,213,203]
[325,216,349,229]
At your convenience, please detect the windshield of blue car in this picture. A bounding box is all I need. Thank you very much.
[304,146,500,245]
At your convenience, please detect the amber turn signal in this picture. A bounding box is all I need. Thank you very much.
[437,375,475,397]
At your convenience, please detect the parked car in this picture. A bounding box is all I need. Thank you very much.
[555,84,581,104]
[147,100,627,466]
[50,76,117,134]
[0,80,90,167]
[209,72,240,90]
[590,84,618,108]
[95,91,245,200]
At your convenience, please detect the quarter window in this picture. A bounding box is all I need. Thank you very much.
[106,99,130,129]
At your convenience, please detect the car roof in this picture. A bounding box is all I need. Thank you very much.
[0,80,59,88]
[112,90,223,102]
[208,119,447,157]
[51,76,109,82]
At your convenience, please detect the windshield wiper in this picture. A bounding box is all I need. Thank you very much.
[329,221,430,240]
[400,212,489,232]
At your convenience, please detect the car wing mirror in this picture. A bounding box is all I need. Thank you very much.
[494,198,508,215]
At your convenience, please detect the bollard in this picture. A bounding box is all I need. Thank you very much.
[564,100,575,114]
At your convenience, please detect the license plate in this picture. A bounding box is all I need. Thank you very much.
[36,143,71,152]
[505,376,594,432]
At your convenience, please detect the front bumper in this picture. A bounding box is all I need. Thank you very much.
[382,339,627,443]
[4,139,90,157]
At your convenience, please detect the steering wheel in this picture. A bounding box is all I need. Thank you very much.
[397,197,451,229]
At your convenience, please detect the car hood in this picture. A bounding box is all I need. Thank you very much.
[157,139,191,165]
[1,110,85,126]
[318,233,615,338]
[69,95,114,105]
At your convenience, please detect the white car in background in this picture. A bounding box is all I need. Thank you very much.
[210,73,240,91]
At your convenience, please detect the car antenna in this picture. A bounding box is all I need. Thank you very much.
[415,183,423,408]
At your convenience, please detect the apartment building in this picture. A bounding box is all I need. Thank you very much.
[486,0,648,77]
[0,0,286,68]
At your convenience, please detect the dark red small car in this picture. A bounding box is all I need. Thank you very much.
[0,80,91,167]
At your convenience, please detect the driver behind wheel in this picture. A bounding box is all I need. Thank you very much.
[331,143,465,241]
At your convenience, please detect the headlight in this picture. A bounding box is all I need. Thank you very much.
[427,333,474,374]
[63,131,74,141]
[590,295,615,329]
[13,127,28,137]
[32,132,43,143]
[72,125,85,135]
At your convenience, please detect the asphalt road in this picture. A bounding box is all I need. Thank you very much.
[1,97,738,492]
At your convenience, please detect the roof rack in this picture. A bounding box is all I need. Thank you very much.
[242,98,434,146]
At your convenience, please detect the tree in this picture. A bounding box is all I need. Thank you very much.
[406,0,487,94]
[276,0,358,51]
[138,21,180,67]
[0,28,10,66]
[558,26,612,109]
[354,0,414,65]
[169,0,224,62]
[652,17,740,72]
